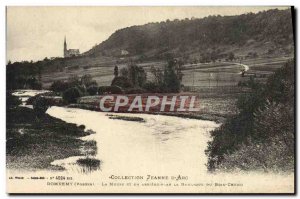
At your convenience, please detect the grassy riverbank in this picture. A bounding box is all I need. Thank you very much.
[68,91,239,123]
[6,106,95,171]
[206,60,295,172]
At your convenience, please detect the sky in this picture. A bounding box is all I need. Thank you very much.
[7,6,289,62]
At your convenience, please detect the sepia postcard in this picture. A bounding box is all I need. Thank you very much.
[6,6,295,194]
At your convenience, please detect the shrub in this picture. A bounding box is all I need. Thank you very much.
[32,96,50,116]
[6,92,21,108]
[163,60,181,93]
[98,86,109,95]
[50,80,69,93]
[77,157,100,167]
[81,74,98,87]
[87,86,98,95]
[63,87,81,104]
[26,92,56,105]
[253,101,294,152]
[111,76,132,88]
[125,87,146,94]
[75,85,87,95]
[206,59,295,172]
[98,86,124,94]
[109,86,124,94]
[143,82,160,93]
[78,124,86,130]
[218,138,294,172]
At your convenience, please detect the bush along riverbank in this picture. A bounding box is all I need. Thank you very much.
[206,59,295,172]
[6,94,97,171]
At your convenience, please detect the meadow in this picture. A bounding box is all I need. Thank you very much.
[40,55,292,122]
[41,56,291,89]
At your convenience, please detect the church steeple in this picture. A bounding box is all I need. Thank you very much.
[63,35,79,58]
[64,36,67,57]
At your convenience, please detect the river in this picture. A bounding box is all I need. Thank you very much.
[47,106,218,176]
[7,90,294,193]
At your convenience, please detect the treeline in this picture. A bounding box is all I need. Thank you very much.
[112,59,183,93]
[87,9,293,58]
[206,59,294,172]
[6,61,43,90]
[45,59,183,105]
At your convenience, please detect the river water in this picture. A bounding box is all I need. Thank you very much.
[7,90,294,193]
[47,106,218,176]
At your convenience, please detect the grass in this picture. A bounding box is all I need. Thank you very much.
[76,92,238,123]
[76,157,101,173]
[6,106,96,171]
[41,56,292,124]
[77,157,101,167]
[107,114,145,122]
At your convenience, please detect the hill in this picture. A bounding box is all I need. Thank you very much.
[6,8,294,89]
[85,8,294,61]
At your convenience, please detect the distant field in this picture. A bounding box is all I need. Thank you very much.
[39,55,292,122]
[41,56,292,89]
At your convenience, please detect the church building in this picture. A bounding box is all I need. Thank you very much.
[64,36,80,58]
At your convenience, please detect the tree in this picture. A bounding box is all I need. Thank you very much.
[143,81,159,93]
[50,80,69,93]
[68,75,80,88]
[33,96,50,117]
[228,52,235,61]
[127,64,147,87]
[114,65,119,77]
[87,86,98,95]
[120,67,129,77]
[63,87,81,104]
[111,76,132,88]
[81,74,97,87]
[150,66,164,86]
[6,91,21,109]
[163,59,181,93]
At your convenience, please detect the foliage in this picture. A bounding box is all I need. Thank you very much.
[150,66,164,86]
[6,106,93,170]
[111,76,133,88]
[86,9,293,57]
[32,96,50,116]
[120,67,129,77]
[6,92,21,109]
[26,92,56,105]
[50,74,98,97]
[7,60,43,90]
[206,59,294,172]
[162,59,181,93]
[127,64,147,87]
[143,81,160,93]
[67,75,80,88]
[227,52,235,61]
[114,65,119,77]
[87,85,98,95]
[81,74,98,88]
[50,80,70,93]
[98,86,124,94]
[217,138,294,172]
[125,87,146,94]
[62,87,82,104]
